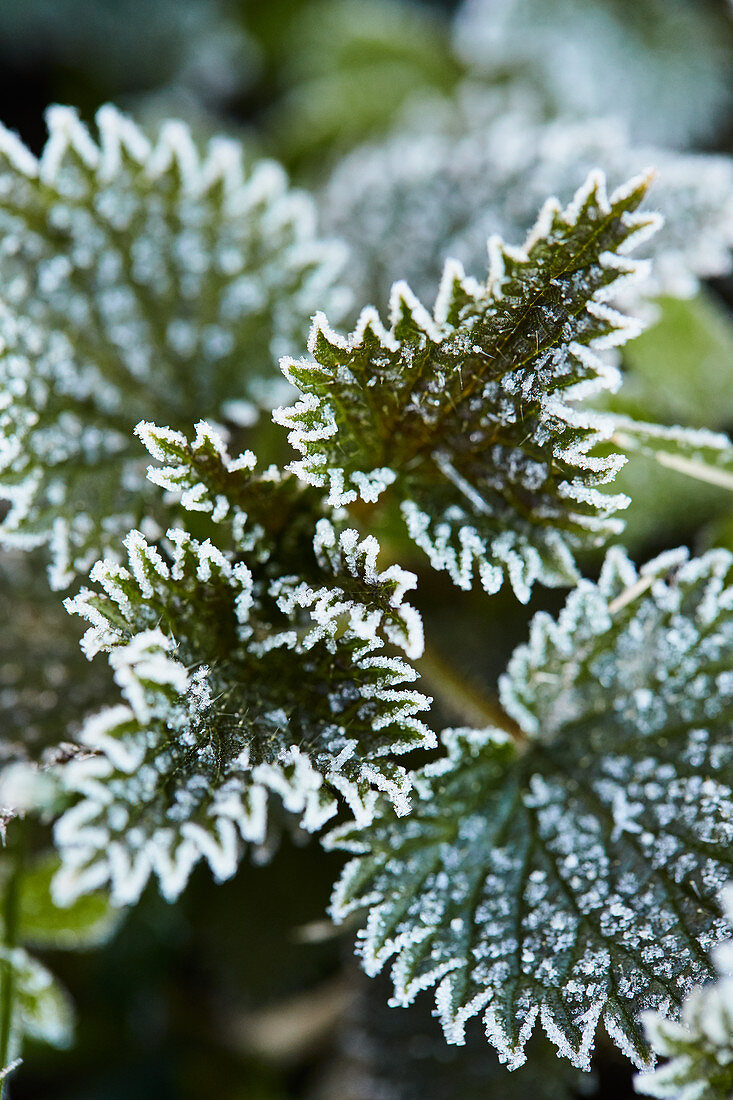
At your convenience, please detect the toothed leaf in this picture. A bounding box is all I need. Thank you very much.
[636,888,733,1099]
[277,171,657,602]
[54,477,432,904]
[328,547,733,1071]
[137,420,425,659]
[0,105,347,587]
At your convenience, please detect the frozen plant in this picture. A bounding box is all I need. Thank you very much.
[0,105,348,588]
[636,887,733,1099]
[0,98,732,1100]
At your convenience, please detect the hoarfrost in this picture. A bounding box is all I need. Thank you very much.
[637,886,733,1099]
[278,170,658,601]
[327,547,733,1070]
[55,485,432,904]
[0,105,348,585]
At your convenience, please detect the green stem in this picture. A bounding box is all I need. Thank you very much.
[417,644,524,742]
[0,821,25,1097]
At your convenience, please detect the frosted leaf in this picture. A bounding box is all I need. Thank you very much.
[453,0,733,148]
[55,512,432,905]
[635,889,733,1100]
[0,105,348,587]
[0,947,73,1059]
[321,97,733,310]
[609,418,733,495]
[277,171,657,601]
[137,420,425,659]
[328,547,733,1071]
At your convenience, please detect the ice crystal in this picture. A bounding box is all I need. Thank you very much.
[322,100,733,310]
[0,104,348,587]
[54,453,432,904]
[636,886,733,1099]
[328,547,733,1070]
[277,170,658,601]
[453,0,733,147]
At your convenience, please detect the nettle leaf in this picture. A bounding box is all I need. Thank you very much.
[0,947,73,1058]
[636,888,733,1100]
[327,547,733,1071]
[276,170,658,602]
[136,419,425,658]
[16,854,120,951]
[54,465,432,904]
[0,104,348,587]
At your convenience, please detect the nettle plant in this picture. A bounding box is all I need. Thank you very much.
[0,104,732,1097]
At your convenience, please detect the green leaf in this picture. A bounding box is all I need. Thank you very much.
[0,105,348,587]
[610,418,733,494]
[328,547,733,1071]
[17,854,120,950]
[0,947,73,1058]
[276,170,658,602]
[635,887,733,1100]
[55,446,432,904]
[136,419,425,659]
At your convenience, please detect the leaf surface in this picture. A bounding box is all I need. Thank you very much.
[329,547,733,1069]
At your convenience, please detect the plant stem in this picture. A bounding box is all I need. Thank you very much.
[0,821,25,1098]
[417,644,523,742]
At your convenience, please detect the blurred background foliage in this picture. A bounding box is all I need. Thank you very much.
[0,0,732,1097]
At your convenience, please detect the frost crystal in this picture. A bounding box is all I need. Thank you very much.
[277,171,658,601]
[54,444,432,905]
[322,99,733,310]
[328,547,733,1071]
[0,105,348,586]
[636,886,733,1099]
